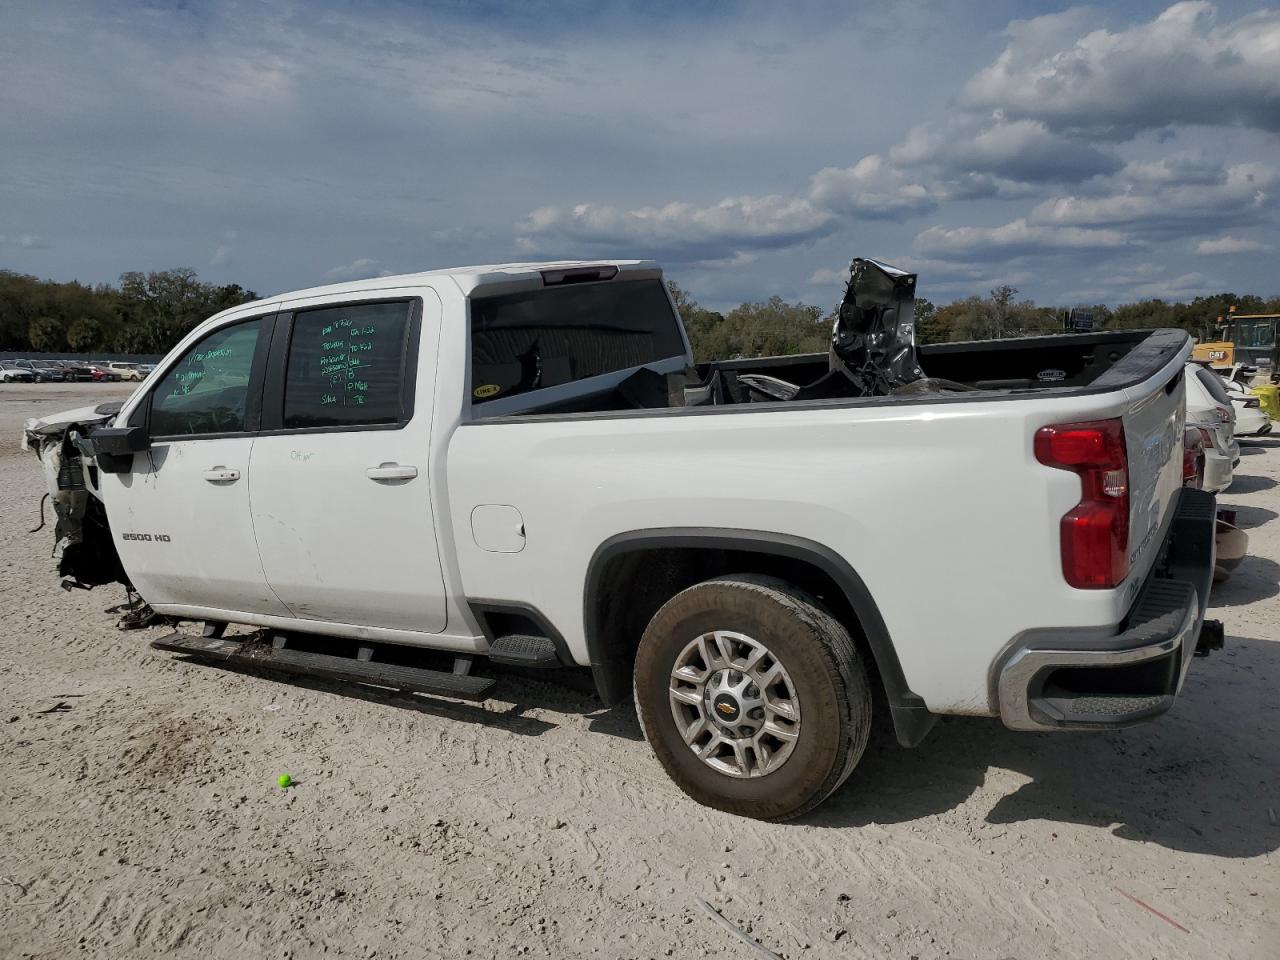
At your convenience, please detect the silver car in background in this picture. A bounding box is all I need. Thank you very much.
[1185,361,1240,493]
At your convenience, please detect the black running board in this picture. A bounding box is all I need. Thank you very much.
[150,632,496,701]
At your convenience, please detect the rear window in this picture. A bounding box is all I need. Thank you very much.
[469,279,684,404]
[1194,367,1232,406]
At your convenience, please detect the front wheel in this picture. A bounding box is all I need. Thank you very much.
[634,575,873,821]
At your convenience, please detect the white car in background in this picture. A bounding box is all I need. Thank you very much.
[107,361,145,381]
[1217,366,1272,436]
[1185,361,1239,493]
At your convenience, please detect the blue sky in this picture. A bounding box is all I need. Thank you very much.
[2,0,1278,310]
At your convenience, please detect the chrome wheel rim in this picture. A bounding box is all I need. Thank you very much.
[668,630,801,778]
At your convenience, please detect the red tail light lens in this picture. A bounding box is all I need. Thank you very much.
[1034,418,1130,589]
[1182,427,1205,487]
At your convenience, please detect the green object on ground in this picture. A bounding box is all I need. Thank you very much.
[277,773,294,789]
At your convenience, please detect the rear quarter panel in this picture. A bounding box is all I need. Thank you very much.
[446,354,1187,715]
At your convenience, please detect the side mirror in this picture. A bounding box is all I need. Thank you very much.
[77,425,150,474]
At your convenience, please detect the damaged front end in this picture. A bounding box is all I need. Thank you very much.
[22,402,130,591]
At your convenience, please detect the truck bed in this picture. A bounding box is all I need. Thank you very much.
[475,329,1185,420]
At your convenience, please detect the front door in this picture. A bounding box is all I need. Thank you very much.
[104,314,292,617]
[248,293,448,634]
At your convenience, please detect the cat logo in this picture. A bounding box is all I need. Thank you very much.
[473,384,501,399]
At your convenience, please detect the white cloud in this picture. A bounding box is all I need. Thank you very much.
[323,258,392,281]
[1196,235,1267,255]
[808,155,936,218]
[1031,161,1277,233]
[914,218,1132,261]
[516,195,835,265]
[966,2,1280,138]
[1062,264,1220,302]
[890,116,1119,184]
[519,153,945,264]
[0,233,45,248]
[1128,271,1216,300]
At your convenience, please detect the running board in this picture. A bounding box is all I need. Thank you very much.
[150,632,496,701]
[487,634,561,668]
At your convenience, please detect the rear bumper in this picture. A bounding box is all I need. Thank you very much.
[997,488,1217,731]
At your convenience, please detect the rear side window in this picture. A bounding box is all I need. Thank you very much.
[469,279,684,404]
[149,318,265,436]
[1194,367,1232,407]
[283,302,411,428]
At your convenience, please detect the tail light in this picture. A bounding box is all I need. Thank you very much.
[1241,397,1260,409]
[1182,427,1205,488]
[1213,406,1231,423]
[1034,418,1130,589]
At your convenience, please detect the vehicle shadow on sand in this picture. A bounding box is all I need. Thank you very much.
[808,634,1280,858]
[174,655,560,738]
[1220,503,1278,530]
[1239,435,1280,449]
[1226,473,1277,494]
[1208,554,1280,606]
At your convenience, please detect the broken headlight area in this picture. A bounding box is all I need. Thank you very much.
[23,412,130,592]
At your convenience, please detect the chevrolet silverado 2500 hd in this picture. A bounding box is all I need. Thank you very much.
[24,258,1220,821]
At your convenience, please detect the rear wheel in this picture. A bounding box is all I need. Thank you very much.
[634,575,872,821]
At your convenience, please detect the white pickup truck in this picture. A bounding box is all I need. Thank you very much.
[25,258,1220,820]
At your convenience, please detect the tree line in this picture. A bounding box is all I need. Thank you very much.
[670,281,1280,361]
[1,265,1276,360]
[0,268,256,355]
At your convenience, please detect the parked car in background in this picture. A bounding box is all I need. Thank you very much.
[55,360,97,382]
[1185,361,1239,493]
[88,362,123,382]
[107,361,144,381]
[1217,367,1272,436]
[8,359,40,380]
[0,361,36,383]
[135,363,155,378]
[30,360,68,381]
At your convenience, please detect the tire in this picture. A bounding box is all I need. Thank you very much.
[634,574,872,821]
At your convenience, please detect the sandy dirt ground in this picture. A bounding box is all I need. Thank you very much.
[1,382,1277,960]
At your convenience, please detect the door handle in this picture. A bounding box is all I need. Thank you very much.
[366,463,418,482]
[202,467,241,483]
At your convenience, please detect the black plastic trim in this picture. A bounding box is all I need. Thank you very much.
[151,631,496,701]
[584,528,935,747]
[993,487,1217,730]
[467,600,575,667]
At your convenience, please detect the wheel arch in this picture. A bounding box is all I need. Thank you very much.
[583,527,935,747]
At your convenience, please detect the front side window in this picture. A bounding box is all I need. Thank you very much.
[283,301,411,429]
[149,318,264,436]
[469,279,685,404]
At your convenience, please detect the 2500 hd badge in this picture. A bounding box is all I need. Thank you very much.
[120,533,172,542]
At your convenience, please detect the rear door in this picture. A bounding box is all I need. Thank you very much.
[248,291,449,633]
[105,313,293,616]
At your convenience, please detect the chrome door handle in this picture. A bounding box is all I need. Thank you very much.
[366,463,418,482]
[202,467,241,483]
